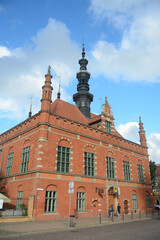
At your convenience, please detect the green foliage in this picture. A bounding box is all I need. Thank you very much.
[20,203,27,210]
[149,160,157,189]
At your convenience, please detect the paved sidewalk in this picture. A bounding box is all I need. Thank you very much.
[0,214,160,238]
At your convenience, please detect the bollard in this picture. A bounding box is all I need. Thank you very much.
[131,211,133,220]
[122,212,124,221]
[99,213,102,224]
[152,211,154,217]
[158,210,160,216]
[112,214,114,222]
[146,210,148,218]
[139,211,141,219]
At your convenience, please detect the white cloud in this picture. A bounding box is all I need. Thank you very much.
[148,133,160,164]
[117,122,160,164]
[117,122,139,144]
[89,0,160,82]
[0,46,11,58]
[0,18,80,124]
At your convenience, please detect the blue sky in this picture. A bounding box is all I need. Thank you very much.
[0,0,160,163]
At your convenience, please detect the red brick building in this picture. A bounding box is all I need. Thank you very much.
[0,45,153,220]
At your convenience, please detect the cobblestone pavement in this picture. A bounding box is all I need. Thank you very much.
[0,212,160,238]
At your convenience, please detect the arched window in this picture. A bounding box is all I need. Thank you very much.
[45,185,57,213]
[145,192,151,208]
[132,191,138,210]
[77,187,86,212]
[16,185,23,210]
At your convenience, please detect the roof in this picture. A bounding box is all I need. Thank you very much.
[50,99,122,138]
[51,99,89,124]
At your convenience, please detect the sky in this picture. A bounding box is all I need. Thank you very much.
[0,0,160,164]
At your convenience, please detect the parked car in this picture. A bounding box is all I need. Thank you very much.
[154,203,160,210]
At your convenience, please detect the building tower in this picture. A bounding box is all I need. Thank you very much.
[139,116,147,147]
[40,65,53,112]
[73,43,93,118]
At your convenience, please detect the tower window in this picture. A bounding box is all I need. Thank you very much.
[106,121,111,134]
[81,101,85,107]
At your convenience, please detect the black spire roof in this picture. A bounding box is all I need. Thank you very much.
[73,43,93,118]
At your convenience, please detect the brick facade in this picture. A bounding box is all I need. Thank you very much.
[0,62,153,221]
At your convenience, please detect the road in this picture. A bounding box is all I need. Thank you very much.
[2,218,160,240]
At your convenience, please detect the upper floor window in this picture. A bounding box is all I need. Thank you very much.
[57,146,70,173]
[20,146,30,173]
[107,157,115,179]
[106,121,111,134]
[5,152,14,176]
[123,161,131,181]
[84,152,95,176]
[137,164,144,183]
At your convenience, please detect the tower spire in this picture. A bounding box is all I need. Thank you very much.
[73,43,93,118]
[139,116,147,147]
[29,97,32,118]
[57,76,61,99]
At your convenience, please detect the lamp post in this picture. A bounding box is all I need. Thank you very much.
[0,147,4,173]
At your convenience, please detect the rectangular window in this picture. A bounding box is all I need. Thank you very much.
[45,191,57,213]
[107,157,115,179]
[145,195,151,208]
[106,121,111,134]
[16,191,23,210]
[137,164,144,183]
[57,146,70,173]
[5,152,14,176]
[77,192,85,212]
[20,146,30,173]
[84,152,95,176]
[123,161,131,181]
[132,194,138,209]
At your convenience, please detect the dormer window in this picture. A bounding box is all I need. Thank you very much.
[106,121,111,134]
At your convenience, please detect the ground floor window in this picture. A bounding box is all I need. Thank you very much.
[145,195,151,208]
[132,194,138,210]
[77,192,85,212]
[45,191,57,213]
[16,191,23,210]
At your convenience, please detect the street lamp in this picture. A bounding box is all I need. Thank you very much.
[0,146,4,174]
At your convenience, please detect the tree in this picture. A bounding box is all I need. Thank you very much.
[149,160,157,190]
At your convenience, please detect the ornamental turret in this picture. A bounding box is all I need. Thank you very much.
[73,43,93,118]
[139,116,147,147]
[41,65,53,112]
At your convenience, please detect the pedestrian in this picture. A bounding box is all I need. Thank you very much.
[117,203,121,217]
[109,204,114,218]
